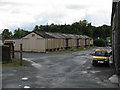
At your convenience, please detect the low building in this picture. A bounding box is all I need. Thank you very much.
[14,31,93,52]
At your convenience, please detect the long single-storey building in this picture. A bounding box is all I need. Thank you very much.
[14,31,93,52]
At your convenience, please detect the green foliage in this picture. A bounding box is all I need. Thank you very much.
[2,29,12,40]
[33,25,39,31]
[93,25,112,39]
[2,20,112,40]
[94,38,106,47]
[13,28,29,38]
[2,28,30,39]
[33,20,112,39]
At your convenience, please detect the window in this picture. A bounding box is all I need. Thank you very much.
[95,52,108,57]
[32,34,35,37]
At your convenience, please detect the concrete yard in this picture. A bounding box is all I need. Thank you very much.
[2,47,119,88]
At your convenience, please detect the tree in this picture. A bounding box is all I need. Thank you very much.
[13,28,29,38]
[33,25,39,31]
[92,25,111,39]
[94,38,106,47]
[32,20,112,40]
[2,29,12,40]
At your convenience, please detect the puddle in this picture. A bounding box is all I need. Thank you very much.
[90,71,101,74]
[24,86,30,88]
[87,67,91,69]
[81,71,88,74]
[22,77,28,81]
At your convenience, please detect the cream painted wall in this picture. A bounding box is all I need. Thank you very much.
[15,32,46,52]
[14,39,22,51]
[22,32,45,52]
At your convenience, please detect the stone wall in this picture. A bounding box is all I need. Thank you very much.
[112,1,120,75]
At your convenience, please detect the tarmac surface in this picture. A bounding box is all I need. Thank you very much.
[2,47,119,88]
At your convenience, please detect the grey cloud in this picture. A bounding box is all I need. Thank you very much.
[10,9,21,14]
[0,0,24,6]
[85,12,111,26]
[65,4,87,10]
[8,13,63,32]
[6,23,35,32]
[34,11,66,24]
[34,16,62,25]
[0,0,24,12]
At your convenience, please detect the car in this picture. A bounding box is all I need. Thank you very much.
[92,49,110,66]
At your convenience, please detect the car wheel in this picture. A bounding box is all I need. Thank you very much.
[106,62,109,67]
[92,62,96,66]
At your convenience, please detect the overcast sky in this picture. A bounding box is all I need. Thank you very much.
[0,0,112,33]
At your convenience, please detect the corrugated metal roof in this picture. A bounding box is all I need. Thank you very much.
[74,35,82,39]
[29,31,93,39]
[55,33,66,39]
[61,34,72,39]
[67,34,76,39]
[33,31,55,38]
[45,32,62,38]
[79,35,85,39]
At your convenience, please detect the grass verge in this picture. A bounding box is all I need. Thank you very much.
[46,46,96,53]
[2,58,31,67]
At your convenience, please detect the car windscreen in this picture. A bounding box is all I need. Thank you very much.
[95,51,109,56]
